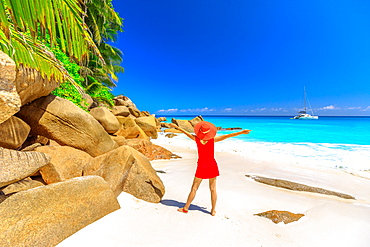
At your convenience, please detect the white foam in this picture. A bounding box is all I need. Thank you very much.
[154,132,370,172]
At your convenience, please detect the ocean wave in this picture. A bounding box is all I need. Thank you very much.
[154,132,370,172]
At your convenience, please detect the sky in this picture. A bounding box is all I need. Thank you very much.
[111,0,370,116]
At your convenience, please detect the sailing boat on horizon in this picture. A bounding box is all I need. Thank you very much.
[293,87,319,120]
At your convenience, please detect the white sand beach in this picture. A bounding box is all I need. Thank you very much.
[58,138,370,247]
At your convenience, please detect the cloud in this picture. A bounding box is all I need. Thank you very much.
[181,107,216,112]
[223,108,233,112]
[316,105,366,112]
[199,107,215,112]
[271,108,283,111]
[361,106,370,112]
[158,107,215,113]
[346,106,361,110]
[250,107,285,113]
[323,105,336,109]
[157,108,178,113]
[318,105,338,110]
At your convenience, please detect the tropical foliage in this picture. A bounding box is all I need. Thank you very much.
[0,0,123,108]
[50,45,86,109]
[80,0,124,106]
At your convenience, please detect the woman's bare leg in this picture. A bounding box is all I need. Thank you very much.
[178,177,202,213]
[209,177,217,216]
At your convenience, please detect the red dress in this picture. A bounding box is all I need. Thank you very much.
[195,137,220,179]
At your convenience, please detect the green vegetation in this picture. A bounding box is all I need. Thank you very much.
[50,46,86,109]
[0,0,124,108]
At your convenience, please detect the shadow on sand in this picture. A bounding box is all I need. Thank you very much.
[160,199,210,214]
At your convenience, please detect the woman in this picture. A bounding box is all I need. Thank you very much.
[169,121,251,216]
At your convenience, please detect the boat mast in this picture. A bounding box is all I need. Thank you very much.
[303,86,307,113]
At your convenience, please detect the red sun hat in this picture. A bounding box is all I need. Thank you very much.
[194,121,217,140]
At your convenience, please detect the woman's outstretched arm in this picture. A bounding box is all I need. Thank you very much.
[214,129,251,142]
[168,123,196,140]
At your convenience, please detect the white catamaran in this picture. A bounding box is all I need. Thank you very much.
[293,87,319,120]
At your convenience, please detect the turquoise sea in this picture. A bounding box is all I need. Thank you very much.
[157,115,370,171]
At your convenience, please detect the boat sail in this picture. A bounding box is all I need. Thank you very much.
[293,87,318,120]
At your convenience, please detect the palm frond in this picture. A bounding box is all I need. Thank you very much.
[0,26,85,94]
[0,0,104,66]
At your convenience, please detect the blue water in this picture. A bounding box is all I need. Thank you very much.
[157,115,370,171]
[161,115,370,146]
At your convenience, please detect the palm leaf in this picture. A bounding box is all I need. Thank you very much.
[0,26,85,94]
[0,2,9,33]
[0,0,104,66]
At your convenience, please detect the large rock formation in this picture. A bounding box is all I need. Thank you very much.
[83,146,165,202]
[0,116,31,149]
[110,137,181,160]
[90,106,121,134]
[111,135,127,146]
[35,146,92,184]
[171,118,194,132]
[121,147,165,203]
[189,115,204,127]
[0,178,44,195]
[0,51,171,246]
[0,176,120,247]
[81,91,94,109]
[166,116,204,133]
[135,116,158,139]
[123,139,181,161]
[113,95,138,109]
[0,147,51,187]
[115,116,149,139]
[112,105,130,117]
[141,111,151,116]
[16,95,118,157]
[128,106,141,118]
[0,51,21,124]
[20,135,50,150]
[14,65,59,105]
[157,117,167,122]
